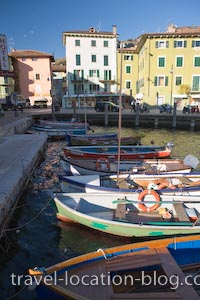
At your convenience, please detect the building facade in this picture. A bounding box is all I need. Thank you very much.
[117,44,138,108]
[62,25,119,108]
[118,24,200,109]
[0,34,14,100]
[52,58,66,108]
[9,50,54,106]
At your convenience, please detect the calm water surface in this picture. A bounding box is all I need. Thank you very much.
[1,128,200,300]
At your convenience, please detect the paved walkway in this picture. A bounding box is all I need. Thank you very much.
[0,110,48,232]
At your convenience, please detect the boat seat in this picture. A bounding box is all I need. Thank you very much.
[109,247,199,300]
[178,177,193,185]
[112,292,182,299]
[173,203,190,222]
[114,203,126,219]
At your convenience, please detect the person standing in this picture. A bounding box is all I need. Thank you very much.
[130,99,135,112]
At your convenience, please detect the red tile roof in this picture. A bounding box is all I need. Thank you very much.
[8,50,54,59]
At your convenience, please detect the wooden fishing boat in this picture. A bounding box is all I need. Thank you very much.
[63,142,174,161]
[38,119,89,129]
[31,125,87,139]
[115,171,200,191]
[59,171,200,195]
[53,192,200,238]
[66,132,142,146]
[28,234,200,299]
[61,156,194,176]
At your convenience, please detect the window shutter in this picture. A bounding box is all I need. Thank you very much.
[166,41,169,48]
[192,40,195,47]
[165,76,168,86]
[155,41,158,48]
[154,77,157,86]
[184,41,187,48]
[174,41,176,48]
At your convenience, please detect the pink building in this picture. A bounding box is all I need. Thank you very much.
[9,49,54,106]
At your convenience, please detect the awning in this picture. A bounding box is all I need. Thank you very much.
[135,93,143,99]
[191,100,200,106]
[172,94,187,99]
[191,94,200,99]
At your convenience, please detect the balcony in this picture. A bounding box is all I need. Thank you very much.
[99,78,117,84]
[70,77,88,83]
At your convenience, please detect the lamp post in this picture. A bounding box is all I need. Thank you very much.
[170,65,174,106]
[170,65,177,129]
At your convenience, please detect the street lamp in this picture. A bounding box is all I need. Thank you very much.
[170,65,174,106]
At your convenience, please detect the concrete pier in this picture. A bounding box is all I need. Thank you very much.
[0,114,47,239]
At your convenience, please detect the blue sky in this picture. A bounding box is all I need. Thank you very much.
[1,0,200,59]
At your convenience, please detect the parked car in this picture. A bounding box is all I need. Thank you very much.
[159,104,173,114]
[33,99,48,109]
[95,101,122,112]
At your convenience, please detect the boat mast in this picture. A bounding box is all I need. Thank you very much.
[117,43,123,182]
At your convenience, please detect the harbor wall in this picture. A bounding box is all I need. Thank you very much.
[45,111,200,131]
[0,115,47,240]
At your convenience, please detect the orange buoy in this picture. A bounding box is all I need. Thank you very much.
[138,190,161,212]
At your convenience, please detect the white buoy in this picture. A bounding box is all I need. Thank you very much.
[183,154,199,169]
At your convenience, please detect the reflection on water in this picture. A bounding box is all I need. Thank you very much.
[0,128,200,300]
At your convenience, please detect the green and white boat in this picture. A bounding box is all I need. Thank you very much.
[53,192,200,238]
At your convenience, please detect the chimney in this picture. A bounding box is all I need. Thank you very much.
[167,24,176,33]
[112,25,117,35]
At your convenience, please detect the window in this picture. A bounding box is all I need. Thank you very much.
[74,83,84,94]
[89,84,99,92]
[192,40,200,47]
[176,56,183,67]
[104,55,109,66]
[175,76,182,86]
[174,40,187,48]
[89,70,99,77]
[124,55,133,61]
[126,65,131,73]
[76,55,81,66]
[155,40,169,48]
[75,40,80,46]
[4,77,8,84]
[192,76,200,91]
[104,40,108,47]
[91,55,96,62]
[126,81,131,89]
[91,40,96,47]
[194,57,200,67]
[22,58,26,61]
[104,70,111,80]
[32,57,38,61]
[73,70,84,80]
[154,76,168,86]
[35,73,40,80]
[158,57,165,67]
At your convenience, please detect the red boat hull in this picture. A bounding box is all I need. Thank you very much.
[63,148,171,160]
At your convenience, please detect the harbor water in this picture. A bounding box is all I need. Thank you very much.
[1,127,200,300]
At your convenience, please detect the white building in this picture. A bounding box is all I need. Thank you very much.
[62,25,119,108]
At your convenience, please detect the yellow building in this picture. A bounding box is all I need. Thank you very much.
[118,25,200,109]
[117,45,138,108]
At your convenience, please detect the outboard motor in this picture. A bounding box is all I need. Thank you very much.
[166,142,174,150]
